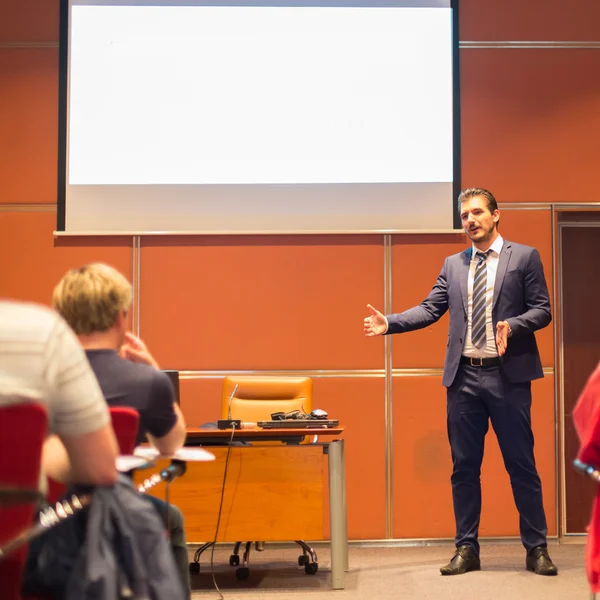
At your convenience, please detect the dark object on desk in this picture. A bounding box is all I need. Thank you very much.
[270,408,329,421]
[217,418,242,430]
[310,409,329,420]
[258,419,339,429]
[162,370,180,404]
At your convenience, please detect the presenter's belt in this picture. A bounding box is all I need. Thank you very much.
[460,356,500,368]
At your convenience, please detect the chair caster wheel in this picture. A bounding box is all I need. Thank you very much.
[229,554,240,566]
[304,562,318,575]
[189,562,200,575]
[298,554,308,566]
[236,567,250,580]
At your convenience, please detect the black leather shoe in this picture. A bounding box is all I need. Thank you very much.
[526,546,558,576]
[440,545,481,575]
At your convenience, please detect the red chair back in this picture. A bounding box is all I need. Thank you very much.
[109,406,139,454]
[47,407,140,506]
[0,401,48,600]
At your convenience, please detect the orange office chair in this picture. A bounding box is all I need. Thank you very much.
[223,376,312,428]
[0,401,48,600]
[190,376,319,579]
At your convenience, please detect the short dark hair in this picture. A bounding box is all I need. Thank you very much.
[457,188,498,215]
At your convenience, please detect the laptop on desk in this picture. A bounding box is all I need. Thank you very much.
[162,370,180,404]
[257,419,339,429]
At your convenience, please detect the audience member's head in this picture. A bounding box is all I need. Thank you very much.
[52,263,132,348]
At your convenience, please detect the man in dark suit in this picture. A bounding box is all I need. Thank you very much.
[364,188,557,576]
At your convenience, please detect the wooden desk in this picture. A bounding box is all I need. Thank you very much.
[139,425,348,589]
[185,424,345,443]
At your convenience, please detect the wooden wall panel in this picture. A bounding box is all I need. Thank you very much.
[0,1,59,42]
[179,376,386,541]
[179,377,223,430]
[392,375,556,539]
[139,236,384,371]
[0,49,58,203]
[461,49,600,204]
[459,0,600,41]
[316,377,386,540]
[0,212,132,303]
[392,375,453,539]
[390,233,466,369]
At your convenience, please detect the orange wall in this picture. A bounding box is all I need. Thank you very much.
[139,235,384,371]
[3,0,600,541]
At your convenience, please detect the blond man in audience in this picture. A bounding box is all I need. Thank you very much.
[52,263,190,598]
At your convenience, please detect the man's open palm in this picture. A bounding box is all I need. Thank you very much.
[364,304,387,337]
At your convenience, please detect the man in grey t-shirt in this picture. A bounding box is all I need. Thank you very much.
[0,300,118,488]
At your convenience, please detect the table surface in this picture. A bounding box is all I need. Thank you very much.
[185,424,345,438]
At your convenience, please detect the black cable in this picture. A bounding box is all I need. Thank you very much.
[209,422,237,599]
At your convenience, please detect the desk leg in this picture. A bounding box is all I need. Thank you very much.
[328,439,348,589]
[341,439,348,571]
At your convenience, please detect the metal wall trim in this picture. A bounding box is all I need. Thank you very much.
[460,41,600,49]
[0,204,56,212]
[2,203,595,217]
[52,228,462,236]
[392,368,444,377]
[0,42,59,49]
[132,236,141,337]
[499,203,551,211]
[551,205,561,539]
[188,533,561,550]
[5,41,600,51]
[177,370,385,379]
[391,367,554,376]
[558,223,569,535]
[384,233,393,539]
[341,534,559,547]
[554,222,600,228]
[174,368,554,379]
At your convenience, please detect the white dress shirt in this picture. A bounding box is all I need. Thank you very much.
[462,235,505,358]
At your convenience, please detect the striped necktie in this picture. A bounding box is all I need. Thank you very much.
[471,250,491,348]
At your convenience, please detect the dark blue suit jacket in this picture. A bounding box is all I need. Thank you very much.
[386,240,551,387]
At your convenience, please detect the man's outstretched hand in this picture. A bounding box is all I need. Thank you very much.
[120,332,159,369]
[364,304,388,337]
[496,321,511,357]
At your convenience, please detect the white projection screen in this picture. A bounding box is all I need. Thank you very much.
[57,0,461,234]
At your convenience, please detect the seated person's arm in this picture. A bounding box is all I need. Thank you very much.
[120,334,186,454]
[145,372,186,455]
[42,315,119,485]
[148,402,186,455]
[43,426,119,486]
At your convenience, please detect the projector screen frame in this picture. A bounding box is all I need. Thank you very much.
[56,0,462,235]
